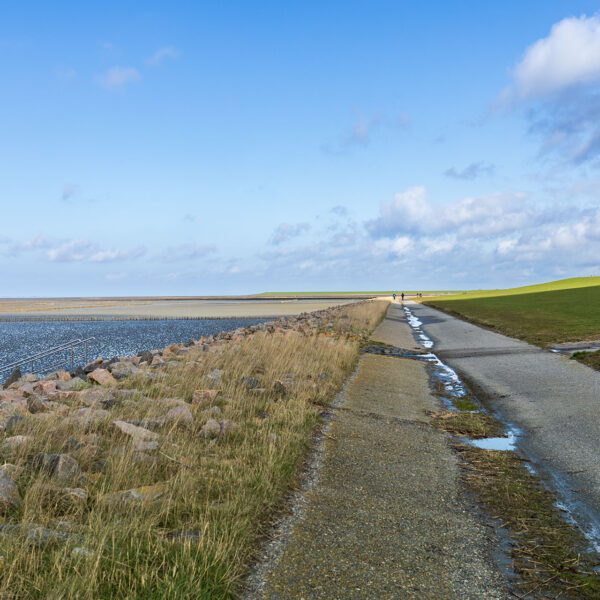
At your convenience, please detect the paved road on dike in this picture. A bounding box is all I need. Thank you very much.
[409,301,600,530]
[245,304,510,599]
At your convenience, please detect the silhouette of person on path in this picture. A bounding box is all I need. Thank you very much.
[401,292,405,301]
[393,293,396,301]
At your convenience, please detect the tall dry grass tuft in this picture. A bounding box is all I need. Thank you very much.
[0,299,389,599]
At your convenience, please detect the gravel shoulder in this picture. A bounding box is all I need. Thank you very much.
[244,305,511,599]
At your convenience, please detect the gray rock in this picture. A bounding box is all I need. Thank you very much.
[241,376,260,389]
[164,404,193,427]
[112,420,159,441]
[139,351,154,365]
[27,395,48,414]
[204,369,223,386]
[0,523,73,547]
[200,419,221,439]
[109,361,141,380]
[32,453,82,485]
[202,405,222,417]
[2,435,31,452]
[0,470,21,512]
[220,419,238,437]
[56,377,87,392]
[3,368,21,390]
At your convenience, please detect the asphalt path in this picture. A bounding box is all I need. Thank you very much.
[408,301,600,541]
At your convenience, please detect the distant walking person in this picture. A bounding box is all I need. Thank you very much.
[393,293,396,301]
[401,292,405,301]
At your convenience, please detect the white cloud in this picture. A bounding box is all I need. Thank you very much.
[503,15,600,102]
[95,66,141,90]
[366,186,533,239]
[46,239,96,262]
[146,46,180,67]
[88,246,146,263]
[269,222,310,245]
[160,243,217,262]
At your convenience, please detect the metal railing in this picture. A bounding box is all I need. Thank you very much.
[0,337,96,378]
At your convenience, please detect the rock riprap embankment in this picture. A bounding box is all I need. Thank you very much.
[0,306,353,551]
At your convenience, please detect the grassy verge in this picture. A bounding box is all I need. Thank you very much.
[423,278,600,347]
[431,402,600,598]
[0,300,389,598]
[571,349,600,370]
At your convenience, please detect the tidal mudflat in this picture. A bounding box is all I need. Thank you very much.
[0,298,356,320]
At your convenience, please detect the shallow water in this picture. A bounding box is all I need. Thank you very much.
[0,318,267,380]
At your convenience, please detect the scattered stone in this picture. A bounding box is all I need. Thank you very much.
[76,388,115,409]
[109,361,141,380]
[83,358,102,374]
[200,419,221,439]
[150,355,165,367]
[87,368,117,386]
[2,368,21,390]
[0,390,27,411]
[241,376,260,389]
[27,395,48,414]
[139,351,154,365]
[204,369,223,386]
[318,372,330,380]
[71,408,109,428]
[202,405,222,417]
[220,419,238,437]
[112,420,159,441]
[192,389,221,407]
[32,453,82,485]
[56,377,87,392]
[273,380,287,397]
[164,404,193,427]
[0,470,21,513]
[0,523,73,547]
[71,546,93,558]
[2,436,31,452]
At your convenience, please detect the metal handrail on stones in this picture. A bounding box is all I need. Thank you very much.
[0,337,96,377]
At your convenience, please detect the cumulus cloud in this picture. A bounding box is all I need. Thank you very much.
[269,222,310,245]
[95,66,141,90]
[159,243,217,262]
[500,15,600,163]
[366,186,539,239]
[503,15,600,102]
[146,46,180,67]
[444,162,495,180]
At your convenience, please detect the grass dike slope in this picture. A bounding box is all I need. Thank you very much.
[0,299,388,599]
[423,277,600,347]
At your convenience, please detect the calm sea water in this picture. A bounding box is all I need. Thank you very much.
[0,318,268,380]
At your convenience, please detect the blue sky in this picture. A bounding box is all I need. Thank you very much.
[2,1,600,295]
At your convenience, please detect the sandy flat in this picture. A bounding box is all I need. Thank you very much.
[0,299,357,319]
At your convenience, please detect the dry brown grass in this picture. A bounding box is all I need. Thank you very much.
[0,299,389,599]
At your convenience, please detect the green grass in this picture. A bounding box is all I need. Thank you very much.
[571,349,600,370]
[424,277,600,346]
